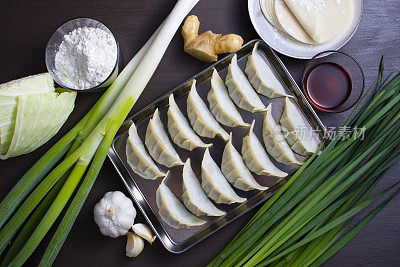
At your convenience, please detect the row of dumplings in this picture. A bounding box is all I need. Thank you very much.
[125,42,320,228]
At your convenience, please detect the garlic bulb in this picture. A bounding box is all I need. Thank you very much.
[132,223,156,244]
[94,191,137,238]
[126,232,144,258]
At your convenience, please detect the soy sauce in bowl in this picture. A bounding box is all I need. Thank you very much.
[304,62,352,110]
[302,51,364,113]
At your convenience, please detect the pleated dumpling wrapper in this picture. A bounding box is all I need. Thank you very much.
[126,122,167,180]
[187,80,230,141]
[225,54,267,113]
[207,69,250,128]
[245,42,291,98]
[182,159,226,217]
[280,97,320,156]
[242,121,287,177]
[145,109,183,168]
[156,174,206,229]
[263,104,303,166]
[221,133,268,191]
[167,94,211,151]
[201,148,247,204]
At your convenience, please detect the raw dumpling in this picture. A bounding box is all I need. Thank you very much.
[167,94,211,151]
[280,97,320,156]
[145,109,183,168]
[242,121,287,177]
[182,159,226,217]
[245,42,290,98]
[207,69,250,128]
[156,175,206,229]
[126,122,167,179]
[263,104,303,166]
[225,54,267,113]
[221,134,268,191]
[201,148,246,204]
[187,80,230,141]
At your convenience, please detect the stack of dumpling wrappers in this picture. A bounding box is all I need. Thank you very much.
[260,0,356,44]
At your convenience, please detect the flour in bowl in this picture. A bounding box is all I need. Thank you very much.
[54,26,117,90]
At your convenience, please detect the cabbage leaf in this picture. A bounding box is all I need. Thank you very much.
[0,73,76,159]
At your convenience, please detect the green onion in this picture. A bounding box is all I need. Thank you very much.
[0,0,199,265]
[209,60,400,267]
[0,170,68,266]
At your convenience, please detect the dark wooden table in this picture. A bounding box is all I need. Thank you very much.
[1,0,400,266]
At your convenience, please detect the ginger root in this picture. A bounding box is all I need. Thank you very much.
[182,15,244,62]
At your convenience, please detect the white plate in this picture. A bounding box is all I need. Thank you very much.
[248,0,363,59]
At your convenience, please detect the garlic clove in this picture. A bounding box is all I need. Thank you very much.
[132,223,157,244]
[126,232,144,258]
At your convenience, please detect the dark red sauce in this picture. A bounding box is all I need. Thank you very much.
[304,62,352,110]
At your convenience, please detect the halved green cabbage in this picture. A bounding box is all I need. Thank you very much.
[0,73,76,159]
[0,73,54,96]
[0,96,18,154]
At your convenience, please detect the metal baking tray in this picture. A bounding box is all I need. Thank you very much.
[108,40,327,253]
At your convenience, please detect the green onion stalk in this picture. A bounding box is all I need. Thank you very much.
[209,58,400,267]
[0,0,199,265]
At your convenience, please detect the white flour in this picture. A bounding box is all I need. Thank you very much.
[289,0,326,13]
[54,27,117,90]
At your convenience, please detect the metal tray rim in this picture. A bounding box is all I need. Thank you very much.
[107,39,327,253]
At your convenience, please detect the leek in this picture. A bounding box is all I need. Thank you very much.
[0,0,199,265]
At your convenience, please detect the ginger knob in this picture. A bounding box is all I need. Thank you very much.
[182,15,200,44]
[215,34,244,54]
[182,15,244,62]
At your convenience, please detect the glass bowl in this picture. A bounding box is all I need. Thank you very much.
[302,50,365,113]
[45,18,120,93]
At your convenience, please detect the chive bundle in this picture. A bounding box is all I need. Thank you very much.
[209,58,400,267]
